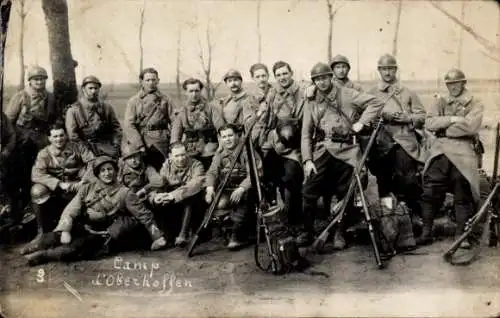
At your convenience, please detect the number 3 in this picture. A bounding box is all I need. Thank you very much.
[36,269,45,283]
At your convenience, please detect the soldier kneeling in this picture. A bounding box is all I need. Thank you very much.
[205,124,263,250]
[148,143,205,247]
[23,156,167,266]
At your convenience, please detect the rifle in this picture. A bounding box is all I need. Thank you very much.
[187,111,264,257]
[443,122,500,265]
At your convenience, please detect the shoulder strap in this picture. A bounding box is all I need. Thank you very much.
[331,88,354,129]
[138,97,161,128]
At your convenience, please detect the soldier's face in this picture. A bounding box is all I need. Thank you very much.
[48,128,67,149]
[333,63,349,80]
[142,73,159,92]
[98,163,117,184]
[29,77,46,90]
[446,81,466,97]
[378,66,397,83]
[274,66,293,88]
[185,83,202,104]
[125,154,142,169]
[171,146,188,167]
[83,83,100,102]
[226,78,242,93]
[220,128,237,150]
[313,75,333,92]
[252,69,269,88]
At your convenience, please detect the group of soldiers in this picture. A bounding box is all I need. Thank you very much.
[0,52,484,266]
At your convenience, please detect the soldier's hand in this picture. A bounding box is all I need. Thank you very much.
[60,231,72,244]
[59,182,71,192]
[153,193,166,205]
[258,102,268,115]
[382,112,395,122]
[351,122,364,133]
[305,85,316,99]
[392,112,411,123]
[450,116,462,123]
[304,160,317,179]
[205,187,215,204]
[136,188,148,200]
[230,187,245,204]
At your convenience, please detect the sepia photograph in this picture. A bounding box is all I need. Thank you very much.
[0,0,499,316]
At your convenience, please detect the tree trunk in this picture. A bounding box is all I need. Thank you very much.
[326,0,333,62]
[392,0,403,57]
[257,0,262,62]
[18,0,25,90]
[457,1,465,68]
[1,0,12,120]
[175,26,182,98]
[41,0,77,114]
[138,0,146,77]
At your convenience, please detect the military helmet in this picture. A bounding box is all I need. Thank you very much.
[330,54,351,69]
[82,75,102,88]
[121,142,144,160]
[444,68,467,83]
[93,156,118,177]
[31,184,51,205]
[377,54,398,68]
[223,69,243,82]
[310,63,334,80]
[27,66,48,81]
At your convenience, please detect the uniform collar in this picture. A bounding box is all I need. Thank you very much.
[48,144,70,157]
[276,81,299,96]
[139,88,162,99]
[333,78,350,87]
[445,89,472,105]
[79,97,101,110]
[26,86,47,99]
[315,85,338,104]
[378,81,401,93]
[229,90,247,102]
[186,99,207,112]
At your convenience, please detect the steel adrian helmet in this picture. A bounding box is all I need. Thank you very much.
[444,68,467,84]
[82,75,102,88]
[377,54,398,68]
[223,69,243,82]
[30,184,51,205]
[93,156,118,177]
[310,63,334,80]
[121,142,144,161]
[27,66,48,81]
[330,54,351,70]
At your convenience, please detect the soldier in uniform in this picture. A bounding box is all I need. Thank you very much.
[23,156,167,266]
[301,63,384,248]
[170,78,219,171]
[417,69,484,248]
[20,122,95,255]
[65,76,122,158]
[329,55,364,92]
[149,143,205,247]
[260,61,305,235]
[212,69,259,133]
[0,112,17,222]
[205,124,263,250]
[366,54,427,216]
[6,66,58,216]
[124,68,178,170]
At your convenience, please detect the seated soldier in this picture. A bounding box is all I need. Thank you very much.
[118,142,165,198]
[21,122,95,255]
[149,142,205,247]
[205,124,263,250]
[22,156,167,266]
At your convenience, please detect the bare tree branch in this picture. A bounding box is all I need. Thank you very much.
[391,0,403,57]
[428,1,499,59]
[457,1,465,68]
[325,0,344,61]
[257,0,262,62]
[138,0,146,76]
[176,25,182,98]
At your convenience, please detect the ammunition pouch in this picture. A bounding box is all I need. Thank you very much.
[146,123,169,131]
[329,134,357,145]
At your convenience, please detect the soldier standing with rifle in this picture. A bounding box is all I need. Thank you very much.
[301,63,384,249]
[418,69,484,248]
[366,54,427,216]
[124,68,178,170]
[65,76,122,158]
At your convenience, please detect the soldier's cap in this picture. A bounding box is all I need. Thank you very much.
[444,68,467,83]
[310,62,334,80]
[121,143,145,161]
[82,75,102,88]
[27,66,48,81]
[377,54,398,68]
[329,55,351,69]
[223,69,243,82]
[93,156,118,176]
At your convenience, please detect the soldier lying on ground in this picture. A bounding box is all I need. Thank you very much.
[20,122,95,255]
[149,143,205,247]
[22,156,167,266]
[65,76,122,159]
[170,78,219,171]
[205,124,263,250]
[418,69,484,248]
[124,68,178,170]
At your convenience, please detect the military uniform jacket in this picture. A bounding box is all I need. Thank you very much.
[6,87,57,149]
[54,180,129,233]
[124,89,178,157]
[0,112,16,159]
[301,86,384,168]
[206,147,263,191]
[150,158,205,203]
[211,91,259,132]
[65,98,122,158]
[170,100,218,157]
[367,82,427,163]
[31,141,95,191]
[334,78,364,92]
[118,161,164,193]
[423,89,483,203]
[263,81,306,163]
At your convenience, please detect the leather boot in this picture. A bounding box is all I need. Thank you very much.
[416,202,434,246]
[227,224,245,251]
[175,206,192,248]
[20,203,46,255]
[148,224,167,251]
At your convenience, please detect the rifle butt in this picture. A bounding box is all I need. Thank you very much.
[187,234,199,258]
